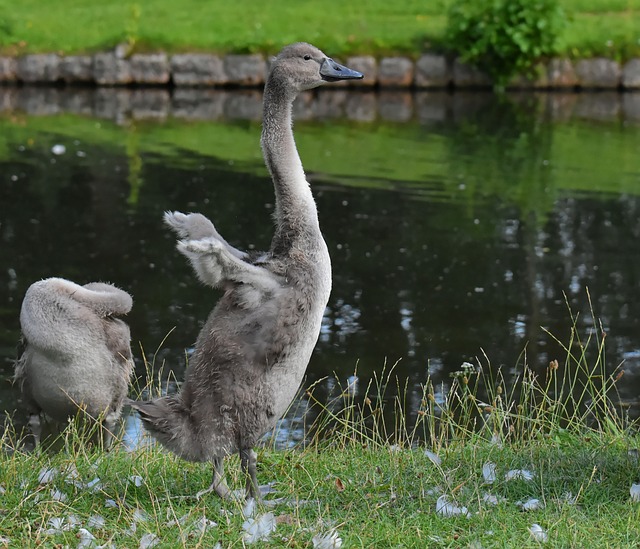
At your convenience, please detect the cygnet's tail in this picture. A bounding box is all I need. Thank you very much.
[127,396,206,462]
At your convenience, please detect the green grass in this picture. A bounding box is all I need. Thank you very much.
[0,0,446,57]
[1,436,640,547]
[0,0,639,59]
[559,11,640,60]
[2,294,640,546]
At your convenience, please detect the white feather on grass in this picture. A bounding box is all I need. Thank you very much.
[192,517,218,534]
[43,514,82,535]
[424,450,442,466]
[242,497,257,518]
[517,498,544,511]
[436,495,471,518]
[505,469,534,481]
[87,515,106,529]
[48,517,66,530]
[482,462,497,484]
[312,529,343,548]
[133,508,150,523]
[38,467,58,484]
[529,523,548,542]
[242,512,276,543]
[129,475,144,487]
[482,493,506,506]
[64,464,81,481]
[164,513,189,528]
[76,528,97,549]
[86,478,103,492]
[139,533,160,549]
[51,488,67,502]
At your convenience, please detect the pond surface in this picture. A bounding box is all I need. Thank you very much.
[1,87,639,445]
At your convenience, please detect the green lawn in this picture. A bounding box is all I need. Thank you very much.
[2,436,640,547]
[1,0,639,59]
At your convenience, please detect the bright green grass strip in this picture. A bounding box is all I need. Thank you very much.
[562,0,639,11]
[2,0,447,56]
[1,0,640,59]
[559,11,640,59]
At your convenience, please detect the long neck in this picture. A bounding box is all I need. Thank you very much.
[261,78,320,253]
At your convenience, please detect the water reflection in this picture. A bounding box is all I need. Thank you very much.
[2,86,640,124]
[1,87,639,447]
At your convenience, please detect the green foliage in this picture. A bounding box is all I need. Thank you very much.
[446,0,566,87]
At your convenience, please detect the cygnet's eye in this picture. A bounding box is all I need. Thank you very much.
[303,54,311,61]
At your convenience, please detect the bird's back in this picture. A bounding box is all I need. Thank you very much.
[16,278,133,422]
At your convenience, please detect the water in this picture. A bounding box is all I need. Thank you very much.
[1,87,639,445]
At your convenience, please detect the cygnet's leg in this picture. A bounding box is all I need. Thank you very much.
[178,238,282,293]
[100,411,120,450]
[196,457,233,500]
[241,448,260,500]
[28,413,42,446]
[38,416,65,449]
[164,211,247,260]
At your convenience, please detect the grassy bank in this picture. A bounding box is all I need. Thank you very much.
[2,299,640,547]
[1,435,639,547]
[1,0,639,60]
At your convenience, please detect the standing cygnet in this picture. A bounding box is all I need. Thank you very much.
[131,42,363,500]
[14,277,134,446]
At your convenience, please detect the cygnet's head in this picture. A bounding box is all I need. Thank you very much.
[268,42,363,93]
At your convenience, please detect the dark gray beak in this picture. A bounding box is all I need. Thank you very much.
[320,58,364,82]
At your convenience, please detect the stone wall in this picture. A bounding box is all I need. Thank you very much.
[1,50,639,89]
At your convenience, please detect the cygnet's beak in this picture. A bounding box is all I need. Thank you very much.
[320,58,364,82]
